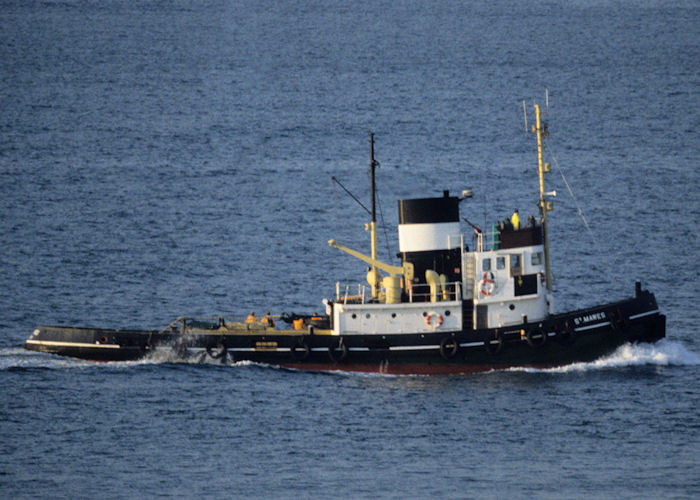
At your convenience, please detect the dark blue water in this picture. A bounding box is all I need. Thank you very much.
[1,0,699,498]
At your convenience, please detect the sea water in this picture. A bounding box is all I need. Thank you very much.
[1,1,699,498]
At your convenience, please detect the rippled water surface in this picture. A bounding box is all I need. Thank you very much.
[1,0,699,498]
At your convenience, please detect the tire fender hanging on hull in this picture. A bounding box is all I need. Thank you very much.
[484,330,503,355]
[206,342,227,360]
[291,338,310,361]
[439,336,459,360]
[525,328,547,348]
[328,338,348,363]
[557,320,576,346]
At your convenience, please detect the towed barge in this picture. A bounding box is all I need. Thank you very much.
[25,104,665,374]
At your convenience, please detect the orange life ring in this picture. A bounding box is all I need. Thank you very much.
[480,272,494,296]
[425,312,443,329]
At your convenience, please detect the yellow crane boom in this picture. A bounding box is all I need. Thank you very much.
[328,240,414,281]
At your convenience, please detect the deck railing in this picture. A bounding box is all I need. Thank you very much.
[335,282,368,304]
[334,281,462,304]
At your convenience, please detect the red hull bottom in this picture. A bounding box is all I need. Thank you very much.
[275,361,553,375]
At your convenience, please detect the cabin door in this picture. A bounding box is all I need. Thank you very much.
[476,304,488,329]
[462,300,473,330]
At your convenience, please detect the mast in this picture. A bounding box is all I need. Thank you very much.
[369,132,379,298]
[534,104,553,291]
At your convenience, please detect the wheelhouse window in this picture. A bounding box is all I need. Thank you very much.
[496,257,506,270]
[531,252,543,266]
[510,254,522,277]
[482,258,491,271]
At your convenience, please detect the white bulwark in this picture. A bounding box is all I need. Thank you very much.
[333,300,462,335]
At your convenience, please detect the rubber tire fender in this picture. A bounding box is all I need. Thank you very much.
[328,338,348,363]
[557,321,576,346]
[173,338,189,358]
[439,336,459,360]
[525,328,547,348]
[291,339,310,361]
[610,308,628,331]
[206,342,227,359]
[484,330,503,355]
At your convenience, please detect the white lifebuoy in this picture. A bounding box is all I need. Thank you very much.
[425,311,443,329]
[480,272,494,296]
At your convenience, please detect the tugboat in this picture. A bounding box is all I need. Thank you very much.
[24,104,665,374]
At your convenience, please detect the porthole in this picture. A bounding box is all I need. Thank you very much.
[351,313,357,319]
[391,313,396,318]
[444,310,451,316]
[366,313,371,319]
[509,304,515,311]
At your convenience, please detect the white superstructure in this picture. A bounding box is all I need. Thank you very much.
[328,106,555,336]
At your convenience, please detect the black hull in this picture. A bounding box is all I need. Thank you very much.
[25,291,665,374]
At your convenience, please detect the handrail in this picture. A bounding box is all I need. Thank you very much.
[158,315,271,334]
[336,283,367,304]
[158,316,186,334]
[333,281,461,304]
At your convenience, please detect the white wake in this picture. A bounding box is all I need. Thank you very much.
[508,339,700,374]
[4,340,698,375]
